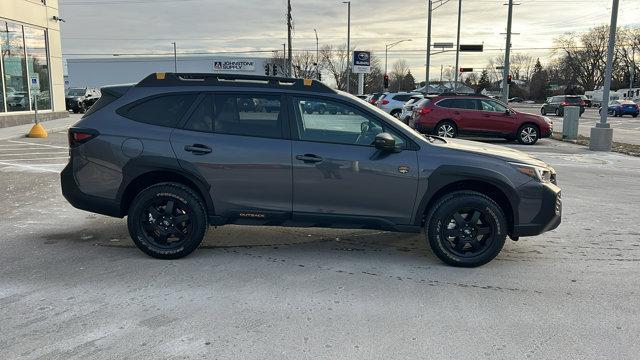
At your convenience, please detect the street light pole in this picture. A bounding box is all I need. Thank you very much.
[425,0,432,91]
[171,42,177,72]
[314,28,319,80]
[384,39,412,90]
[590,0,618,151]
[453,0,462,91]
[343,1,351,93]
[501,0,514,104]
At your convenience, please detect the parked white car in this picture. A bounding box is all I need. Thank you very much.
[399,94,424,123]
[376,92,421,118]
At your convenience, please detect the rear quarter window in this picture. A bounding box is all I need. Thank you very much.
[119,93,197,127]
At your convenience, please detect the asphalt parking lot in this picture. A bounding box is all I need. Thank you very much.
[1,131,639,359]
[511,103,640,145]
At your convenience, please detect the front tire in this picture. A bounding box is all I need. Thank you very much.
[127,183,207,259]
[425,191,507,267]
[541,107,546,115]
[517,124,539,145]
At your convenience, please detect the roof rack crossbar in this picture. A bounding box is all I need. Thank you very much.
[136,72,334,93]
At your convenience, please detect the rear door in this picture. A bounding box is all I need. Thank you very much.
[289,96,418,225]
[170,92,292,220]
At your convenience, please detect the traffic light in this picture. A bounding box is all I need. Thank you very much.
[383,74,389,89]
[264,64,270,76]
[507,74,512,84]
[273,64,278,76]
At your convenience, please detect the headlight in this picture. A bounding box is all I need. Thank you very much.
[510,162,553,182]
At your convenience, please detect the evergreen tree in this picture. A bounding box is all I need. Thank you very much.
[529,58,550,101]
[476,70,491,94]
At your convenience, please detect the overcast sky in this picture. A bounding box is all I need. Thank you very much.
[59,0,640,81]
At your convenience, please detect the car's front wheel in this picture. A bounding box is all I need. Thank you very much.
[425,191,507,267]
[517,124,539,145]
[127,183,207,259]
[435,121,457,138]
[541,107,547,115]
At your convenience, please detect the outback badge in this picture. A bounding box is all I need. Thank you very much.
[398,165,410,174]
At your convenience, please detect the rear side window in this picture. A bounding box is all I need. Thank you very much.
[213,94,282,138]
[121,93,196,127]
[392,94,412,102]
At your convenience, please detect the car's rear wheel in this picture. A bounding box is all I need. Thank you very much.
[435,121,457,138]
[425,191,507,267]
[517,124,539,145]
[554,108,562,117]
[127,183,207,259]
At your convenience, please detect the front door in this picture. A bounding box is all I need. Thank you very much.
[170,93,292,219]
[475,99,517,135]
[289,96,419,225]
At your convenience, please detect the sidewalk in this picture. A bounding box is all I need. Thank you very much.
[0,115,80,141]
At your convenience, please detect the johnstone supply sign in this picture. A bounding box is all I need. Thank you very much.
[352,51,371,74]
[213,60,256,71]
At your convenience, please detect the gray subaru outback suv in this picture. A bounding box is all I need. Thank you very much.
[61,73,561,267]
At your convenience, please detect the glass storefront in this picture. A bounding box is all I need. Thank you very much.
[0,20,51,112]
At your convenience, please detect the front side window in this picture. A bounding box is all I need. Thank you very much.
[479,99,508,113]
[294,97,405,148]
[122,93,196,127]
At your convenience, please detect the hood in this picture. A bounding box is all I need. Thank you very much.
[441,138,549,168]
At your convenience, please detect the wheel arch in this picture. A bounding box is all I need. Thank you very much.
[117,162,214,219]
[415,169,517,235]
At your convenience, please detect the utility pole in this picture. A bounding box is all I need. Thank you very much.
[314,28,319,80]
[501,0,514,104]
[171,42,177,72]
[630,47,635,92]
[282,43,286,76]
[287,0,293,77]
[343,1,351,93]
[440,64,443,83]
[453,0,462,91]
[590,0,618,151]
[425,0,432,91]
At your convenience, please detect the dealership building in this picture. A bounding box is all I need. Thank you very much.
[0,0,67,128]
[67,56,276,89]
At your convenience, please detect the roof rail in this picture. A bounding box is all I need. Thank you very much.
[136,72,336,94]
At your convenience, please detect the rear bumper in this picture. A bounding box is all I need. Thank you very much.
[512,182,561,237]
[61,162,122,218]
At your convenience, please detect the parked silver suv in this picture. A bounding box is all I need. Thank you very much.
[61,73,561,267]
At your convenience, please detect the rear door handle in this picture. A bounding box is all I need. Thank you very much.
[184,144,212,154]
[296,154,323,163]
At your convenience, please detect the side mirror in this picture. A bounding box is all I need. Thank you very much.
[374,132,396,151]
[505,109,511,116]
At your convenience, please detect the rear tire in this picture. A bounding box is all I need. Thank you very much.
[127,182,207,259]
[435,121,457,138]
[425,191,507,267]
[390,109,401,119]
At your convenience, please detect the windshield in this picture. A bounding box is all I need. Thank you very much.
[67,88,86,96]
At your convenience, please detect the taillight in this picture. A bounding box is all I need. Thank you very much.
[420,107,432,115]
[580,101,586,106]
[68,128,99,148]
[560,102,569,106]
[380,99,389,105]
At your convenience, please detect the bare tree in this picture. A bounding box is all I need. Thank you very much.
[320,44,350,91]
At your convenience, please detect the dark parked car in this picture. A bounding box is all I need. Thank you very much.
[540,95,585,116]
[412,94,553,145]
[66,87,101,113]
[600,100,639,118]
[61,72,561,267]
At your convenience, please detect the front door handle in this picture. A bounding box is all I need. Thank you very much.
[184,144,212,154]
[296,154,323,163]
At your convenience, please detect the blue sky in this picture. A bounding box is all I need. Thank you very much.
[59,0,640,81]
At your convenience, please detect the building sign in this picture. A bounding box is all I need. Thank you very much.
[352,51,371,74]
[213,60,256,71]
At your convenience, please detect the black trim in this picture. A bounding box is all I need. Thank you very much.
[116,92,200,128]
[61,163,122,218]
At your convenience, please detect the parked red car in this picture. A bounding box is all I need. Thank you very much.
[412,95,553,145]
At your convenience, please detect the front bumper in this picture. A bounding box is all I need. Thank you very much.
[61,162,122,218]
[512,181,562,237]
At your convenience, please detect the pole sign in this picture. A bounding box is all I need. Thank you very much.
[29,74,40,93]
[352,51,371,74]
